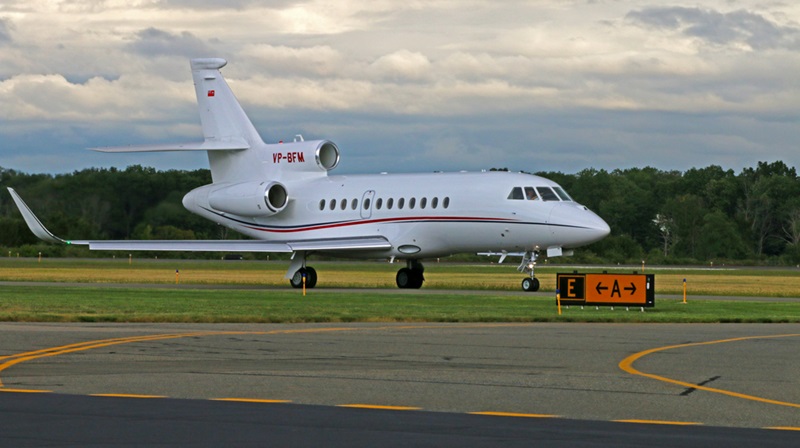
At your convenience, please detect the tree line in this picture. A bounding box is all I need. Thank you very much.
[1,162,799,264]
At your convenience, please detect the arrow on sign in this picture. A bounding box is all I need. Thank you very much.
[624,282,637,295]
[595,283,608,295]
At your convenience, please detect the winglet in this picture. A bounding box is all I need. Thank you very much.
[7,188,79,245]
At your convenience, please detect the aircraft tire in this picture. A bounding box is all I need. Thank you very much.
[396,268,412,288]
[522,277,540,292]
[290,267,316,289]
[305,266,318,288]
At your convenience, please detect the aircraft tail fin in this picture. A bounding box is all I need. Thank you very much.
[91,59,265,183]
[190,58,263,147]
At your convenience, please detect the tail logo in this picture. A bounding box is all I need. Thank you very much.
[207,90,215,97]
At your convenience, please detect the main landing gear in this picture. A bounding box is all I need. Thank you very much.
[396,260,425,289]
[519,250,540,292]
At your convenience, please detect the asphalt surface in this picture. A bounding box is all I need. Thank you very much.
[1,322,798,446]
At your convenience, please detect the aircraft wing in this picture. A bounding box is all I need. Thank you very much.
[7,188,391,254]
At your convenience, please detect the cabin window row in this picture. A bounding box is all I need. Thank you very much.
[319,196,451,211]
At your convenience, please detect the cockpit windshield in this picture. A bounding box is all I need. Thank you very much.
[507,185,574,202]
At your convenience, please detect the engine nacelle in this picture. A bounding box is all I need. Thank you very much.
[266,139,340,173]
[208,181,288,217]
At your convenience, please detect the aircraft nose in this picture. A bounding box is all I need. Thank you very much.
[548,204,610,246]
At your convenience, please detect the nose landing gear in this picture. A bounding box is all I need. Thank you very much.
[518,251,540,292]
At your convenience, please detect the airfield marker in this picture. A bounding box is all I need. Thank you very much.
[683,279,687,304]
[556,289,561,315]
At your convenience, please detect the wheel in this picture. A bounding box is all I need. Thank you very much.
[290,267,313,288]
[396,268,412,288]
[522,277,540,292]
[305,266,318,288]
[397,267,424,289]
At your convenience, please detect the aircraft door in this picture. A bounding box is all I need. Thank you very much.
[360,190,375,219]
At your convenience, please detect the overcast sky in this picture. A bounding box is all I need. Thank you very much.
[1,1,799,176]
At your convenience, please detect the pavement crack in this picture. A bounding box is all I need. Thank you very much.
[680,375,721,396]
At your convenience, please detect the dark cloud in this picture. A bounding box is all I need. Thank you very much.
[626,7,800,50]
[126,28,215,58]
[0,18,14,45]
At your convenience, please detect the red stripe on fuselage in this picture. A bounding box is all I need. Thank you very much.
[241,216,517,234]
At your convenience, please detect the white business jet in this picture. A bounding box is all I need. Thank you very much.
[8,58,610,291]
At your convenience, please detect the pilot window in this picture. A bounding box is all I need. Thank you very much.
[536,187,560,201]
[507,187,524,200]
[553,187,573,201]
[524,187,538,200]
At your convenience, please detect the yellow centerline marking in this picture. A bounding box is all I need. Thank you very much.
[765,426,800,431]
[469,411,559,419]
[619,333,800,409]
[614,419,702,426]
[337,404,422,411]
[0,388,52,393]
[212,398,293,404]
[90,393,167,399]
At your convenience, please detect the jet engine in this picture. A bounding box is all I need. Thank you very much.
[207,181,288,217]
[266,139,340,173]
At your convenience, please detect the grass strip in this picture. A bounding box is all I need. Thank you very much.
[0,285,798,323]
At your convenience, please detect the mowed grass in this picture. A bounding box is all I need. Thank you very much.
[2,258,800,296]
[0,258,799,323]
[1,285,799,323]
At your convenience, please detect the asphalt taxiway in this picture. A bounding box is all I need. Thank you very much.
[0,322,798,446]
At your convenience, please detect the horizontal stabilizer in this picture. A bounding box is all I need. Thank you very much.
[92,138,249,153]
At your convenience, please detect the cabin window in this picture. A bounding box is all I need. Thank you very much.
[507,187,524,200]
[351,198,358,210]
[330,199,337,210]
[432,197,439,209]
[409,197,416,209]
[319,199,326,210]
[387,198,394,209]
[536,187,560,201]
[524,187,539,201]
[420,197,427,209]
[376,198,383,210]
[398,198,405,209]
[363,198,371,210]
[553,187,573,201]
[443,197,450,208]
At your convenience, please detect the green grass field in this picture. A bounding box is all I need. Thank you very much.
[0,258,799,323]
